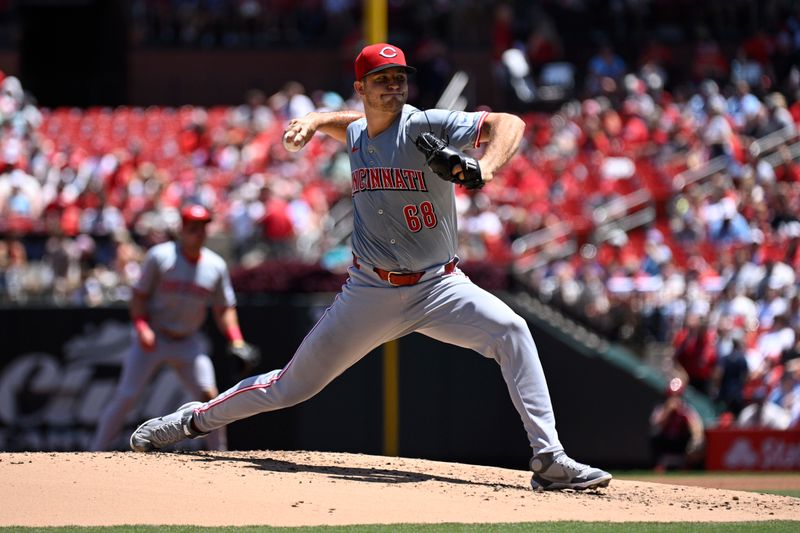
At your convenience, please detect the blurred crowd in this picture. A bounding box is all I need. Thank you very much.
[524,68,800,431]
[0,73,360,304]
[2,2,800,436]
[523,91,800,434]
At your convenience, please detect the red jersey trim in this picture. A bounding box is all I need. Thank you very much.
[196,293,342,417]
[474,111,489,148]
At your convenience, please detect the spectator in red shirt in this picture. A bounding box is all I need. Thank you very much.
[260,186,295,258]
[691,29,728,83]
[490,3,514,63]
[789,89,800,125]
[620,98,650,152]
[741,29,773,68]
[673,312,718,395]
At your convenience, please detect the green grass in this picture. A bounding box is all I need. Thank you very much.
[613,471,800,499]
[615,470,797,478]
[2,524,799,532]
[757,489,800,498]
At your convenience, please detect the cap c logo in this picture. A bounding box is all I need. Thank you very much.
[379,46,398,58]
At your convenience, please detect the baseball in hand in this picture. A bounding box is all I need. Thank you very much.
[282,131,304,153]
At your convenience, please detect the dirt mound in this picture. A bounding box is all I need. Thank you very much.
[1,451,798,526]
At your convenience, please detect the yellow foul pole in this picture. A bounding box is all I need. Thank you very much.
[363,0,387,46]
[362,0,398,457]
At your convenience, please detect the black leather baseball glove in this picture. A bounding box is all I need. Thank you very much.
[227,341,262,374]
[414,131,484,190]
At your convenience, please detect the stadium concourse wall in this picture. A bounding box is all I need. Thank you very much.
[0,292,677,470]
[0,48,493,107]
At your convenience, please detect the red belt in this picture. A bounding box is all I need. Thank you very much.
[353,255,457,286]
[156,327,191,340]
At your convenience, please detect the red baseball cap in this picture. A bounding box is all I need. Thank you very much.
[181,204,212,223]
[354,43,416,80]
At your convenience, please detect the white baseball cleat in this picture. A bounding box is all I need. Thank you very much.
[530,452,612,490]
[129,401,207,452]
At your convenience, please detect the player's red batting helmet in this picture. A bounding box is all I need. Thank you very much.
[180,204,212,223]
[354,43,416,80]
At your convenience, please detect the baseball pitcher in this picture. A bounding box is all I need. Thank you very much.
[129,44,611,491]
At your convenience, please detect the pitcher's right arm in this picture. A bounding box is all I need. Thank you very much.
[284,110,364,146]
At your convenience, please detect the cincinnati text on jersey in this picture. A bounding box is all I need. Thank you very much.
[159,279,213,297]
[351,167,428,195]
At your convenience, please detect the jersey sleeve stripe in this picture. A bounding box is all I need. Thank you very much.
[474,111,489,148]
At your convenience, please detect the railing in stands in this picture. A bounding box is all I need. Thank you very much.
[436,71,469,112]
[511,184,656,277]
[324,198,354,248]
[510,121,800,278]
[591,187,656,244]
[749,123,799,157]
[673,123,799,191]
[763,130,800,167]
[510,219,576,275]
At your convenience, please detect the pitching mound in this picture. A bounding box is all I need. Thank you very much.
[1,451,798,526]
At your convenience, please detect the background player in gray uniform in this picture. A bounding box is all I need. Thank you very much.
[130,43,612,491]
[91,203,247,451]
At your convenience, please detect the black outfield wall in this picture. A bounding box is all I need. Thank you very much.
[0,295,661,469]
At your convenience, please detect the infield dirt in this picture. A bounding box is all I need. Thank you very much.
[1,450,798,527]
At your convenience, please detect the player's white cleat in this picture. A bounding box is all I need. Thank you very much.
[530,452,612,491]
[129,401,207,452]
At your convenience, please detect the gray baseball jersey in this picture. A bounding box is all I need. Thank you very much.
[189,106,565,459]
[347,104,486,272]
[91,241,233,451]
[135,241,236,336]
